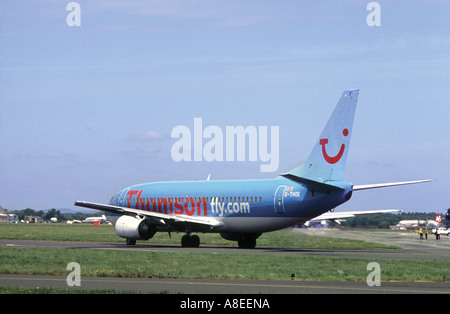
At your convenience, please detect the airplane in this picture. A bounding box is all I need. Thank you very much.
[75,89,431,248]
[304,209,402,227]
[394,214,442,230]
[83,214,107,224]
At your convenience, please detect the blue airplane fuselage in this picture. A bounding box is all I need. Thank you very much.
[107,177,352,234]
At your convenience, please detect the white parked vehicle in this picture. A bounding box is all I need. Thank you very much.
[432,227,450,236]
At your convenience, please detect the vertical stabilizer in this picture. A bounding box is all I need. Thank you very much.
[286,89,359,182]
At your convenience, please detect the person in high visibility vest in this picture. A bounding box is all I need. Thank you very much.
[419,227,423,240]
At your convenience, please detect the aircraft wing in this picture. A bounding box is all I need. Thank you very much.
[74,201,223,229]
[309,209,402,224]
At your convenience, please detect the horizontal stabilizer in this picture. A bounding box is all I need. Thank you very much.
[353,179,432,191]
[280,173,344,193]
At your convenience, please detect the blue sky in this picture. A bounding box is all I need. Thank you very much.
[1,1,449,213]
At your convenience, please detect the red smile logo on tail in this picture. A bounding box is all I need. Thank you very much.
[319,128,349,164]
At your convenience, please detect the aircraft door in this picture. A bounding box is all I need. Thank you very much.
[274,185,287,214]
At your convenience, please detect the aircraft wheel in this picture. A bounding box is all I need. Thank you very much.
[181,235,189,247]
[191,235,200,247]
[238,235,257,249]
[126,239,136,245]
[181,234,200,247]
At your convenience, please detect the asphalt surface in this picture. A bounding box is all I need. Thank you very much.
[1,229,450,294]
[1,274,449,294]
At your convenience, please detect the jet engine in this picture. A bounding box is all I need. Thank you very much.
[115,215,157,240]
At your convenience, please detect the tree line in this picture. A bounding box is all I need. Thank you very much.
[340,212,448,229]
[9,208,93,222]
[7,208,449,228]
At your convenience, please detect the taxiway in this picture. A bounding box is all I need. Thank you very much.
[1,230,449,294]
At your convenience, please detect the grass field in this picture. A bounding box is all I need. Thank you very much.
[1,224,449,287]
[0,223,396,249]
[1,246,449,282]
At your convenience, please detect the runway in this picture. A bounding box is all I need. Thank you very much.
[1,274,449,294]
[1,230,449,294]
[1,228,449,261]
[1,238,449,262]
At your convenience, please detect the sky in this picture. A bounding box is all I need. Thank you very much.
[1,0,449,213]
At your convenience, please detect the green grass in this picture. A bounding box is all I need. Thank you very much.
[0,223,397,249]
[1,247,448,282]
[2,224,447,286]
[0,224,119,242]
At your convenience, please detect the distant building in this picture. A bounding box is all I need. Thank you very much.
[0,206,9,223]
[25,216,44,223]
[0,213,9,223]
[0,206,19,223]
[9,214,19,223]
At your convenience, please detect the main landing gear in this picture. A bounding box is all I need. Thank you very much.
[237,234,257,249]
[181,234,200,247]
[124,234,200,247]
[124,232,259,249]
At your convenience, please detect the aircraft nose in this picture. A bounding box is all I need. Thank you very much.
[109,190,122,205]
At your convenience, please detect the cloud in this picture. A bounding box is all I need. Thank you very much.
[127,130,167,142]
[123,130,169,159]
[120,143,168,160]
[22,151,76,160]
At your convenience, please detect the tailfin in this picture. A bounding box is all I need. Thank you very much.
[285,89,359,182]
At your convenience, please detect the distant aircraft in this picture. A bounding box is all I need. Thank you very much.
[394,214,442,230]
[305,209,402,227]
[83,214,107,224]
[75,89,431,248]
